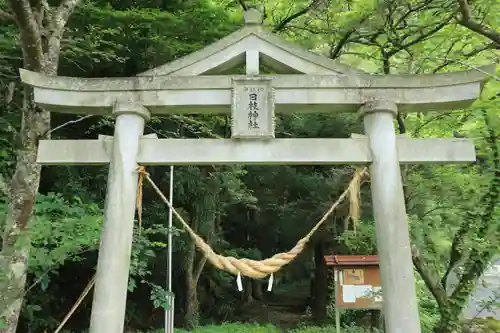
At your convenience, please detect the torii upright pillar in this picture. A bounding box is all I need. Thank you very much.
[88,102,150,333]
[361,101,420,332]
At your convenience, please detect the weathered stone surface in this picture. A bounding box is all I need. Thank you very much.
[88,105,150,333]
[360,101,419,333]
[231,77,275,139]
[22,67,496,90]
[36,137,475,165]
[20,66,495,115]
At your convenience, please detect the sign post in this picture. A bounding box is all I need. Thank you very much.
[165,165,175,333]
[325,255,383,333]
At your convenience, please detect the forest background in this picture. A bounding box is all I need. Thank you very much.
[0,0,499,333]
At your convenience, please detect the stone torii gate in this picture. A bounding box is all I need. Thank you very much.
[20,9,493,333]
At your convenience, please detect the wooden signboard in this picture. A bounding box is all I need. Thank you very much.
[324,255,382,310]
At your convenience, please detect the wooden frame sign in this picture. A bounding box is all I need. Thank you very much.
[324,255,382,310]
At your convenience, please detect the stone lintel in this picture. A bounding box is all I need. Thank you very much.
[20,66,495,115]
[37,138,475,166]
[26,83,484,115]
[21,67,495,91]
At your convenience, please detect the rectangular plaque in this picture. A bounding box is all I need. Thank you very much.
[231,77,275,139]
[343,269,365,285]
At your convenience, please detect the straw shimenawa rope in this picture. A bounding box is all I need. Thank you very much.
[136,166,368,279]
[346,167,364,231]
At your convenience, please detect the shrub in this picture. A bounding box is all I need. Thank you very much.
[290,324,379,333]
[168,323,280,333]
[126,323,377,333]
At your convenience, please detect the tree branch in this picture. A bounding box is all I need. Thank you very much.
[237,0,247,11]
[411,245,447,308]
[47,115,94,135]
[272,0,321,33]
[456,0,500,47]
[432,42,496,73]
[7,0,44,70]
[0,174,8,197]
[0,10,15,23]
[193,255,208,285]
[329,28,356,59]
[53,0,81,32]
[388,12,455,58]
[412,113,451,137]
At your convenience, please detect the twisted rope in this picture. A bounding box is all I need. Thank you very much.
[136,166,368,279]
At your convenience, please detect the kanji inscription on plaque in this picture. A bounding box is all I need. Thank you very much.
[231,77,274,139]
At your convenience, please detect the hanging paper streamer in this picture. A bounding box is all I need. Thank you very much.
[236,272,243,291]
[267,273,274,292]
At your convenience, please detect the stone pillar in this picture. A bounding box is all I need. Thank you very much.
[89,102,150,333]
[360,101,421,333]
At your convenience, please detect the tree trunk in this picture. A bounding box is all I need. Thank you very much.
[183,167,219,330]
[252,280,263,301]
[433,300,465,333]
[311,241,328,323]
[184,235,205,330]
[184,270,200,331]
[0,1,81,331]
[434,313,456,333]
[243,279,254,304]
[0,69,52,333]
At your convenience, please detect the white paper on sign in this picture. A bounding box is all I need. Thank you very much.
[343,285,379,304]
[342,286,356,303]
[354,285,372,299]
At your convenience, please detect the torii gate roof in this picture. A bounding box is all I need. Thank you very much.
[136,9,363,77]
[19,9,495,115]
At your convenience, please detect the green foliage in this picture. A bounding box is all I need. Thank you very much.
[0,193,102,330]
[128,223,179,291]
[58,0,238,77]
[339,222,377,255]
[0,193,102,279]
[128,223,181,313]
[54,323,380,333]
[468,318,500,333]
[290,325,380,333]
[143,323,377,333]
[416,280,441,333]
[29,194,102,276]
[173,323,280,333]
